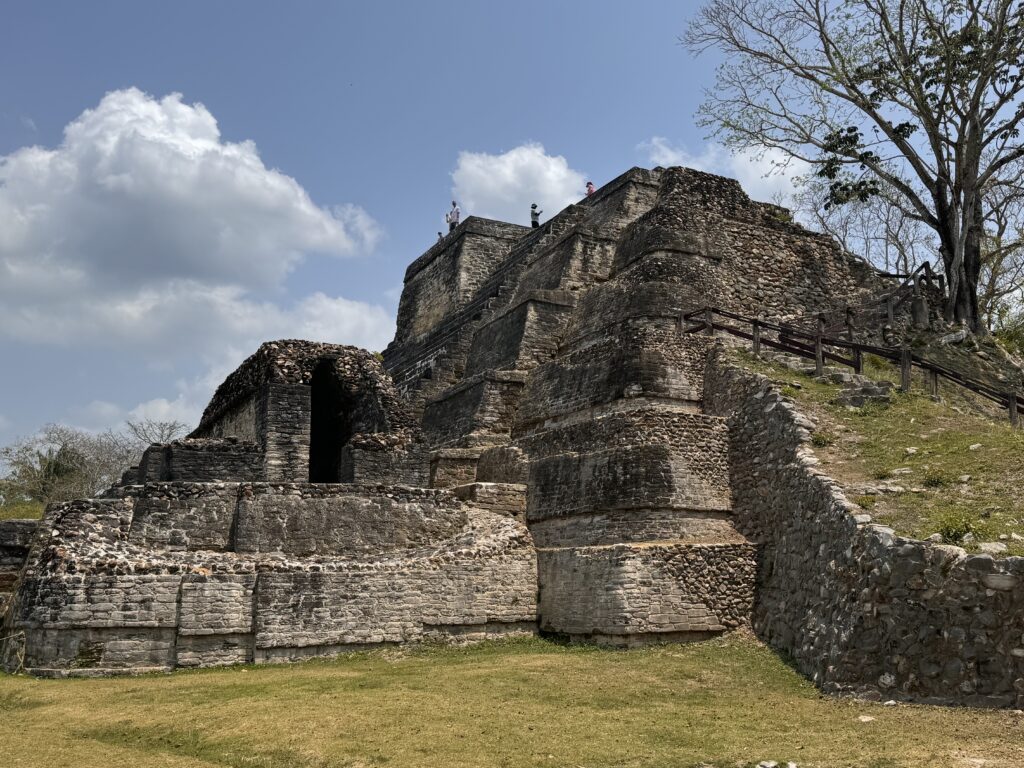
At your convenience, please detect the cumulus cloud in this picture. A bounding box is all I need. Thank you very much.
[0,88,378,295]
[451,143,587,226]
[0,89,395,435]
[0,89,391,350]
[638,137,809,204]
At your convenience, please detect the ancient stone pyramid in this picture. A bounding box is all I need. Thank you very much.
[13,167,1015,709]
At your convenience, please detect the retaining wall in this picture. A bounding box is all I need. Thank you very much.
[704,344,1024,707]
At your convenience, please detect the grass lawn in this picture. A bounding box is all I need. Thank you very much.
[736,350,1024,554]
[1,634,1021,768]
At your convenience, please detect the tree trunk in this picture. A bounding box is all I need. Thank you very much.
[936,202,984,334]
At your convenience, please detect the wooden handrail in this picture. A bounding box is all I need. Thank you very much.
[795,260,945,335]
[683,306,1023,425]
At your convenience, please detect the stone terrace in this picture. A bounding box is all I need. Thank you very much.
[4,166,1021,706]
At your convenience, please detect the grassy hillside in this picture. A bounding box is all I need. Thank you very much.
[0,500,44,521]
[2,635,1021,768]
[736,349,1024,555]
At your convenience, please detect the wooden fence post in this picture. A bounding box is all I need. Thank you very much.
[853,347,863,375]
[752,320,761,358]
[900,347,912,393]
[704,308,714,337]
[1010,392,1020,428]
[928,369,939,398]
[814,314,825,377]
[886,296,896,325]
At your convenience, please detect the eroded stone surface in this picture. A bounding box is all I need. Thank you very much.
[4,165,1016,706]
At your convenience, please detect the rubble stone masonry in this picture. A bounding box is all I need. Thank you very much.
[3,165,1018,706]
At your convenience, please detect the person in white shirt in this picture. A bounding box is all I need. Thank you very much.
[530,203,542,228]
[445,201,461,232]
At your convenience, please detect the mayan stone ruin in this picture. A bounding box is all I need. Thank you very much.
[3,166,1023,708]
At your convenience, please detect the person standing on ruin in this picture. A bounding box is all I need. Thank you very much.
[445,200,460,232]
[585,181,596,197]
[530,203,542,228]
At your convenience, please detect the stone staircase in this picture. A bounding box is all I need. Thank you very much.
[769,352,895,407]
[412,169,761,644]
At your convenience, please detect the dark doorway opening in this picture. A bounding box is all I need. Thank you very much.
[308,359,353,482]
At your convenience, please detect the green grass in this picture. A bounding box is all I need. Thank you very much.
[0,500,44,521]
[737,350,1024,553]
[1,635,1022,768]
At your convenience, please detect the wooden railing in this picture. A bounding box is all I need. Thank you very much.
[682,306,1022,427]
[807,261,945,337]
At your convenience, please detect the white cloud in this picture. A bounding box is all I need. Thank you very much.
[0,413,10,431]
[115,293,395,432]
[0,88,396,436]
[0,89,378,296]
[638,137,809,204]
[69,400,128,432]
[451,143,587,226]
[0,89,392,353]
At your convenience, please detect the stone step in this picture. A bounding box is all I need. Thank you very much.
[463,291,575,377]
[527,442,731,522]
[515,327,712,434]
[420,370,528,448]
[452,482,526,521]
[537,541,755,645]
[515,406,729,461]
[529,509,745,548]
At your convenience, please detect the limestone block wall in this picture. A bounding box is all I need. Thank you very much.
[339,444,430,486]
[201,395,258,441]
[464,292,575,376]
[2,486,537,675]
[514,231,619,294]
[421,371,527,447]
[138,439,263,483]
[394,219,530,345]
[258,382,312,482]
[383,168,663,413]
[612,167,888,324]
[704,345,1024,707]
[515,325,710,433]
[0,520,37,614]
[537,542,755,644]
[126,484,239,551]
[232,485,469,556]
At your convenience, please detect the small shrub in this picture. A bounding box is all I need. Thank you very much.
[936,511,976,545]
[871,468,893,481]
[853,495,877,509]
[811,431,835,447]
[780,386,800,399]
[922,470,951,488]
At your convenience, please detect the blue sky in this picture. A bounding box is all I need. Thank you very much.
[0,1,801,444]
